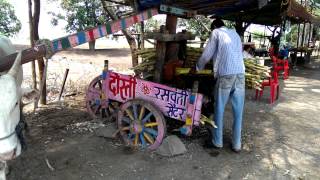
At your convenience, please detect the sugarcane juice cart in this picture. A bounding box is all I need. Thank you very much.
[85,27,218,150]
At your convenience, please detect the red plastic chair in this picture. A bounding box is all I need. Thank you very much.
[271,56,289,80]
[255,70,280,104]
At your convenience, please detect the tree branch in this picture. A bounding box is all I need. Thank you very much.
[102,0,130,6]
[101,0,138,66]
[101,0,134,40]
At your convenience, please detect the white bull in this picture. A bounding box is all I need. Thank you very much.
[0,36,38,180]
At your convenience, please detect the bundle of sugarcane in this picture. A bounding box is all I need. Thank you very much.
[244,59,271,90]
[132,48,270,90]
[132,48,156,77]
[185,47,204,67]
[185,48,271,90]
[136,48,156,60]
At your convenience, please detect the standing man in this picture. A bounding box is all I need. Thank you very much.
[196,18,245,152]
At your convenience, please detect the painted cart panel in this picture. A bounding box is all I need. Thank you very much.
[103,71,203,126]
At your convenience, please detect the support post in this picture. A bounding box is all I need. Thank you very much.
[104,60,109,71]
[154,26,167,83]
[38,58,46,104]
[165,15,179,61]
[297,24,300,48]
[34,58,48,111]
[141,21,145,49]
[308,23,312,47]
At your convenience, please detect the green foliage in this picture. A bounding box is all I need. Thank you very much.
[251,31,264,39]
[224,20,236,29]
[285,25,298,45]
[49,0,108,33]
[144,17,164,32]
[178,16,211,39]
[0,0,21,36]
[309,0,320,16]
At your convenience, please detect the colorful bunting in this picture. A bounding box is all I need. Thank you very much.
[133,15,139,23]
[106,23,112,34]
[88,30,94,41]
[98,25,105,37]
[50,8,158,52]
[52,40,60,52]
[126,17,134,27]
[111,20,122,33]
[68,35,79,47]
[94,26,102,38]
[77,32,86,44]
[121,19,126,30]
[61,37,71,49]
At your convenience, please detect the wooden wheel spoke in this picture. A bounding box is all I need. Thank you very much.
[97,81,102,90]
[87,76,120,122]
[89,88,100,95]
[144,122,158,127]
[127,133,134,139]
[90,104,96,109]
[139,133,146,147]
[126,133,134,146]
[142,112,153,124]
[125,109,135,121]
[122,117,131,124]
[93,105,100,114]
[144,128,158,137]
[101,108,107,117]
[108,105,114,112]
[134,133,139,145]
[132,104,138,120]
[138,106,145,121]
[117,99,166,150]
[143,132,154,144]
[111,102,119,109]
[121,126,130,131]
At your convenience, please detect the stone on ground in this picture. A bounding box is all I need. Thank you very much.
[156,135,187,157]
[95,124,117,139]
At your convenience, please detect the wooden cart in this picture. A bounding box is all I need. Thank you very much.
[86,62,204,150]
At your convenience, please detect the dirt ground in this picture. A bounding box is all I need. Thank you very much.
[6,48,320,180]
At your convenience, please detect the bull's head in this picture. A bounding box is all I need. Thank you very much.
[0,52,22,161]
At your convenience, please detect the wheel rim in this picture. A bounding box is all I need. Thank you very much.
[86,76,119,122]
[117,99,166,150]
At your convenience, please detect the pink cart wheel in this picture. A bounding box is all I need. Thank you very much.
[117,99,166,150]
[86,75,119,122]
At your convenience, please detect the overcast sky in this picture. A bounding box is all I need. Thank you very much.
[9,0,68,44]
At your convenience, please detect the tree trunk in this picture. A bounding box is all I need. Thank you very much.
[28,0,37,90]
[89,40,96,51]
[34,0,46,105]
[28,0,47,104]
[101,1,138,67]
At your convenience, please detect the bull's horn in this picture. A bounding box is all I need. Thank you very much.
[8,51,22,78]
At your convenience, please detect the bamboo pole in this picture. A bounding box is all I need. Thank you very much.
[58,69,69,101]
